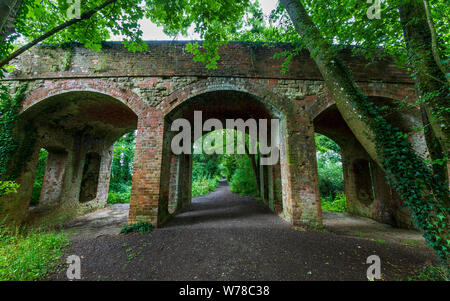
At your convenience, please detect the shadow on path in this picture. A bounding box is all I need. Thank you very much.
[54,181,438,280]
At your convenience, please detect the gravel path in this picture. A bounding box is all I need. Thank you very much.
[52,182,438,280]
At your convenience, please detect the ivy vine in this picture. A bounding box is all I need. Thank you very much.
[0,83,29,182]
[344,71,450,267]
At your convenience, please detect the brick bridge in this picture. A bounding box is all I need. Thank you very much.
[1,41,423,229]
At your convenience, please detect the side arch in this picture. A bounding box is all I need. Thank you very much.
[21,79,148,117]
[309,82,417,120]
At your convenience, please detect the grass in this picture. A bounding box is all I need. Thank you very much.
[192,177,218,197]
[0,224,69,281]
[321,194,347,213]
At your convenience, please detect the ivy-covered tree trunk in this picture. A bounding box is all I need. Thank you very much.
[280,0,382,167]
[281,0,449,266]
[398,0,449,195]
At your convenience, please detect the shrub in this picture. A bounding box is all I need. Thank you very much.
[192,177,218,197]
[230,158,258,197]
[107,190,131,204]
[120,222,153,234]
[321,193,347,213]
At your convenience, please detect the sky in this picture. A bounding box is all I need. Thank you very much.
[109,0,278,41]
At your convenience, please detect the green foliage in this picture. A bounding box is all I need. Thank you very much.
[408,265,449,281]
[315,134,344,200]
[0,181,19,196]
[107,191,131,204]
[0,83,28,179]
[192,154,221,181]
[30,149,48,206]
[355,87,449,266]
[229,155,259,197]
[0,223,69,281]
[9,0,148,55]
[192,177,218,197]
[145,0,254,68]
[108,132,135,204]
[321,194,347,213]
[120,222,153,234]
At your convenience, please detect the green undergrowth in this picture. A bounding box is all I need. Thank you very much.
[408,265,449,281]
[192,177,219,197]
[0,223,69,281]
[321,194,347,213]
[120,222,153,234]
[107,190,131,204]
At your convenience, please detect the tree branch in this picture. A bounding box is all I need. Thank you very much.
[0,0,117,68]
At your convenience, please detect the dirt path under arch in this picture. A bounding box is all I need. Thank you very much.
[53,182,437,280]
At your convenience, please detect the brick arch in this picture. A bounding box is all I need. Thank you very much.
[309,82,417,120]
[159,77,298,118]
[21,79,148,117]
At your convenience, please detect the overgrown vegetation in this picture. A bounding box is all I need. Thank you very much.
[408,265,449,281]
[30,149,48,206]
[315,134,346,212]
[107,132,136,204]
[0,222,69,281]
[322,194,347,213]
[120,221,153,234]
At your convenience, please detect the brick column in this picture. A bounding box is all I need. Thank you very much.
[168,155,180,214]
[280,111,322,227]
[178,154,192,209]
[272,162,283,214]
[96,145,113,205]
[40,150,68,207]
[128,109,165,226]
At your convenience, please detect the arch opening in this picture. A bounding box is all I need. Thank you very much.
[161,89,285,223]
[313,103,416,229]
[9,90,138,225]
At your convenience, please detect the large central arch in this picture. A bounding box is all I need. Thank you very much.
[128,78,323,227]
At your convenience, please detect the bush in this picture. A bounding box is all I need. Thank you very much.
[120,222,153,234]
[0,180,19,196]
[0,224,68,280]
[321,193,347,213]
[192,177,218,197]
[107,190,131,204]
[230,158,259,197]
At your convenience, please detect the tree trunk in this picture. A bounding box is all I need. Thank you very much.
[423,0,448,77]
[398,0,449,161]
[280,0,383,167]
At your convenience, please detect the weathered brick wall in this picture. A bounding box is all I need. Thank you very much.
[4,41,413,83]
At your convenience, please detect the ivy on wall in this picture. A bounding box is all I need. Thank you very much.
[350,81,450,267]
[0,83,28,187]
